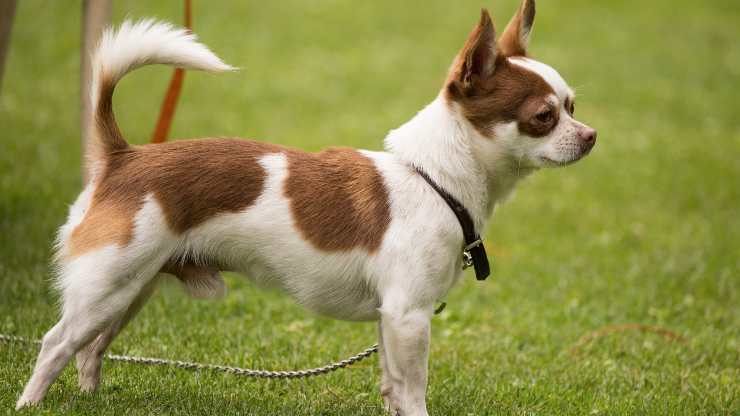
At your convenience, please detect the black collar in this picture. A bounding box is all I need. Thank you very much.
[414,167,490,280]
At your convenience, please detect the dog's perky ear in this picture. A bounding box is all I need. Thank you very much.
[498,0,535,57]
[447,9,497,96]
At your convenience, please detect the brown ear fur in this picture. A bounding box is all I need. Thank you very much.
[446,9,497,98]
[497,0,536,57]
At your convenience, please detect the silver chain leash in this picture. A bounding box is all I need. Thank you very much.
[0,333,377,379]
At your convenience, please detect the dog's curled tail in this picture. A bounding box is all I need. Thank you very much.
[87,19,234,168]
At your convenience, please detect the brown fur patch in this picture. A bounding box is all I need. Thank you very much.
[68,201,133,256]
[69,139,282,257]
[284,148,391,252]
[85,74,130,179]
[447,58,556,137]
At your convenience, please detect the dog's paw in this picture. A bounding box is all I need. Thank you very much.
[15,395,39,411]
[381,385,401,415]
[78,375,100,393]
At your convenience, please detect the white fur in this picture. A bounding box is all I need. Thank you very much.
[91,19,234,105]
[509,57,573,99]
[18,196,176,409]
[18,16,594,416]
[386,98,494,230]
[55,182,95,259]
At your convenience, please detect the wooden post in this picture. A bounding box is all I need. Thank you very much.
[81,0,111,182]
[0,0,17,95]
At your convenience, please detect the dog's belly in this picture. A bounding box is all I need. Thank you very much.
[234,257,381,321]
[176,223,382,321]
[168,242,379,321]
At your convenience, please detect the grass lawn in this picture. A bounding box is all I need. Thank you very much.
[1,0,738,414]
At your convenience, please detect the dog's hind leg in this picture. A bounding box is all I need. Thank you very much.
[15,248,167,410]
[74,260,226,393]
[75,275,160,393]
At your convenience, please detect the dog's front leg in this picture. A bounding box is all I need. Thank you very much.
[378,321,398,412]
[379,299,432,416]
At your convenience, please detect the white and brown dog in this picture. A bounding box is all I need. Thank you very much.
[17,1,596,414]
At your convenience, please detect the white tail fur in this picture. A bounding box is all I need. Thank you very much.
[87,19,235,165]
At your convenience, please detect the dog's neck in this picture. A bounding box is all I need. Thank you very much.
[384,95,534,232]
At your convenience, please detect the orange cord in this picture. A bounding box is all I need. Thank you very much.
[151,0,191,143]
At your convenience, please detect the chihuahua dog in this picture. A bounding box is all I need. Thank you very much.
[17,1,596,414]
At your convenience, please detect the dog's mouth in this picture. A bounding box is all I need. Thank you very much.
[539,156,580,167]
[540,147,593,167]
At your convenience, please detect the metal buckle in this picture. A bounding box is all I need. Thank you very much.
[462,238,482,270]
[462,250,473,269]
[464,238,482,251]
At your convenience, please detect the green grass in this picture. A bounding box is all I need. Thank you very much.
[1,0,739,414]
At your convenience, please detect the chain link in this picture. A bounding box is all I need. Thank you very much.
[0,333,377,379]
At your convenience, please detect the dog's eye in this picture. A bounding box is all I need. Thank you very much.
[570,102,575,115]
[535,110,553,123]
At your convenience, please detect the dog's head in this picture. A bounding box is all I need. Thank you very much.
[445,0,596,169]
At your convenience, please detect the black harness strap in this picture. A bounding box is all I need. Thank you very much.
[414,167,491,280]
